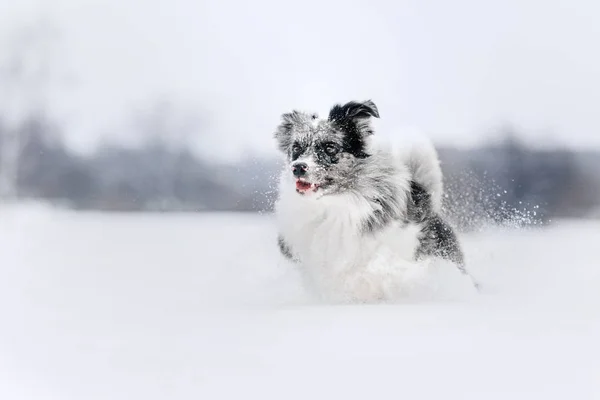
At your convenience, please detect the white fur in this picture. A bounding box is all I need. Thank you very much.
[275,138,444,303]
[372,135,444,212]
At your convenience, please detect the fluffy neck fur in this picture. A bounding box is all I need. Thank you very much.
[276,139,412,251]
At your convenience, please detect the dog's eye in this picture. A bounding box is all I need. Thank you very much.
[324,143,338,156]
[291,143,302,157]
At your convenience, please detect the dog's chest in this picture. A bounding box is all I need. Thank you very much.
[276,191,424,302]
[277,195,362,265]
[285,207,361,266]
[276,192,419,272]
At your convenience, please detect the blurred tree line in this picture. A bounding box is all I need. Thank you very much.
[1,22,599,227]
[0,111,599,229]
[0,112,263,212]
[438,134,600,229]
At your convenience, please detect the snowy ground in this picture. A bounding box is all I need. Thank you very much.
[0,204,599,399]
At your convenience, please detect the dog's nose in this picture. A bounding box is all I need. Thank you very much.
[292,162,308,177]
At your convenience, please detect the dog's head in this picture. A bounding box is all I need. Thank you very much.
[274,100,380,196]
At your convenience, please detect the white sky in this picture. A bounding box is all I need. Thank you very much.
[1,0,600,160]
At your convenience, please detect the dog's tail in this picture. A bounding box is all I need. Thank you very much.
[402,138,443,212]
[373,134,443,213]
[369,132,444,212]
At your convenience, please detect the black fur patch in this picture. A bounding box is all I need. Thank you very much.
[328,100,380,121]
[407,181,465,266]
[328,100,379,159]
[290,141,308,161]
[415,215,465,265]
[340,128,369,159]
[314,140,341,165]
[277,235,295,261]
[407,181,479,288]
[408,181,432,223]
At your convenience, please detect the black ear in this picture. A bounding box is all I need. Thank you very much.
[328,100,380,123]
[274,111,301,153]
[327,99,380,146]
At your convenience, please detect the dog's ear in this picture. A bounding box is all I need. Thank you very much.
[274,111,301,153]
[328,100,380,124]
[328,100,379,141]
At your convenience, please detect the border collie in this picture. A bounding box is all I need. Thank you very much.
[274,100,478,302]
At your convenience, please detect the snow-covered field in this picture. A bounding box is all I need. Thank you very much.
[0,205,598,399]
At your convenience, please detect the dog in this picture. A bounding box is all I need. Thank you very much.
[273,100,478,302]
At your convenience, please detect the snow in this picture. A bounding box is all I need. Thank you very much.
[0,206,599,399]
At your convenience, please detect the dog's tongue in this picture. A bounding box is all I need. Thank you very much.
[296,180,312,191]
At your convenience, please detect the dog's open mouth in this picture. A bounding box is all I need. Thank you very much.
[296,179,319,194]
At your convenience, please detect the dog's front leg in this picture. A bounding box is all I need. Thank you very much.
[277,235,298,262]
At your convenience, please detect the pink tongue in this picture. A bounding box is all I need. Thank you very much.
[296,181,312,191]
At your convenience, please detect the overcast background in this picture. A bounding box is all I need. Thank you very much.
[1,0,599,219]
[2,0,600,160]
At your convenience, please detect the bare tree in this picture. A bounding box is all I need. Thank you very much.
[128,98,207,209]
[0,19,63,201]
